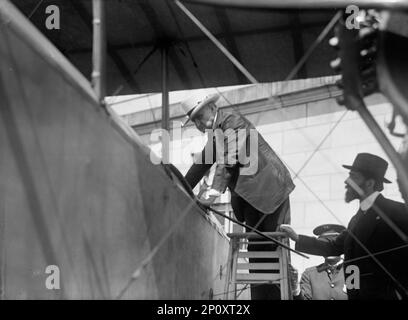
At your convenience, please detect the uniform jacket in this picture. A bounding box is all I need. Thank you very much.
[299,263,348,300]
[296,195,408,300]
[184,110,295,214]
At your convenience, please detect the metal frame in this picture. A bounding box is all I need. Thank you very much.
[92,0,106,102]
[183,0,408,9]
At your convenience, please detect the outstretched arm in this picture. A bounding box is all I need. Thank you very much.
[279,224,346,257]
[184,140,215,190]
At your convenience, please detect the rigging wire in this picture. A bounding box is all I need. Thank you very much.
[174,0,259,84]
[28,0,44,19]
[210,242,408,299]
[115,198,197,299]
[284,169,408,296]
[292,110,348,180]
[134,3,408,294]
[172,2,408,249]
[342,243,408,265]
[96,2,408,297]
[175,0,344,175]
[212,276,287,298]
[201,206,308,258]
[172,1,364,222]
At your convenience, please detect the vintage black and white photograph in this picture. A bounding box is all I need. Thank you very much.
[0,0,408,304]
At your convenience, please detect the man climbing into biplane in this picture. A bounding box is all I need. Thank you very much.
[181,92,295,300]
[280,153,408,300]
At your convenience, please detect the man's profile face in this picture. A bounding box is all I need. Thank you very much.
[344,170,367,203]
[192,103,217,132]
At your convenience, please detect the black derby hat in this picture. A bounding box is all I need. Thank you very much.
[342,153,391,183]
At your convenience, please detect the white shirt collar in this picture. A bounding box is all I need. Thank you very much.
[360,191,380,211]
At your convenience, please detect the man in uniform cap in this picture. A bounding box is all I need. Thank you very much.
[181,93,295,299]
[292,224,348,300]
[280,153,408,299]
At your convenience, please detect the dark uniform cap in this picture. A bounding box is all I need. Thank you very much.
[313,224,346,238]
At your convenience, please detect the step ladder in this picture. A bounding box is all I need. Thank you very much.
[224,231,292,300]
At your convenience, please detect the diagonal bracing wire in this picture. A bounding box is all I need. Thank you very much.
[97,1,408,297]
[176,0,344,175]
[173,1,408,293]
[342,243,408,265]
[174,0,408,241]
[174,0,259,84]
[211,242,408,299]
[291,171,408,296]
[174,1,363,217]
[292,110,349,180]
[28,0,44,19]
[115,198,197,299]
[212,276,288,299]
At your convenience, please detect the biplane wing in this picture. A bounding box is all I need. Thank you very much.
[11,0,339,95]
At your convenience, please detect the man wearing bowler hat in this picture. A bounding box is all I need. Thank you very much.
[291,224,348,300]
[280,153,408,299]
[181,93,295,299]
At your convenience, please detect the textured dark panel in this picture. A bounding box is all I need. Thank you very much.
[11,0,336,94]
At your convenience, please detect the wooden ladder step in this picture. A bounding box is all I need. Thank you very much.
[238,241,279,245]
[235,273,282,282]
[238,251,281,259]
[237,262,281,270]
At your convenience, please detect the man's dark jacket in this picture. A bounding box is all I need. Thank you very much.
[184,110,294,214]
[296,194,408,299]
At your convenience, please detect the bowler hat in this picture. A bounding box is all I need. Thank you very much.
[313,224,346,238]
[181,93,219,126]
[342,153,391,183]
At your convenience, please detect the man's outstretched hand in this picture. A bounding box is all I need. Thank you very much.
[199,195,217,207]
[198,189,221,208]
[278,224,299,242]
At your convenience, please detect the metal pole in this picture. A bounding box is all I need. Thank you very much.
[92,0,106,103]
[161,45,170,163]
[355,104,408,204]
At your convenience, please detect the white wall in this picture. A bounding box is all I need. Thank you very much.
[254,98,404,274]
[135,92,406,275]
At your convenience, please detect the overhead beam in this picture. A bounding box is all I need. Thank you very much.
[69,0,141,93]
[214,8,246,83]
[65,20,326,55]
[289,13,307,79]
